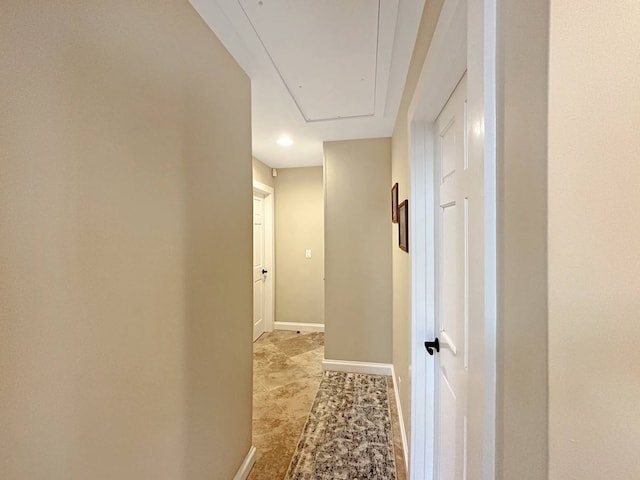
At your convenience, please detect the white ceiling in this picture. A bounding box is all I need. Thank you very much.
[190,0,425,167]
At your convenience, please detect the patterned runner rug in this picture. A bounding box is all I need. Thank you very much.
[285,371,397,480]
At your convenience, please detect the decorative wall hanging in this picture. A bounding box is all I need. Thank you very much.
[398,199,409,252]
[391,183,399,223]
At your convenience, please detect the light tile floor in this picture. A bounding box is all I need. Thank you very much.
[248,330,407,480]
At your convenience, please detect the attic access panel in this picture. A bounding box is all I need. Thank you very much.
[238,0,380,122]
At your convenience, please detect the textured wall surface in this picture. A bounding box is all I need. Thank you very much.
[324,138,392,364]
[253,157,275,188]
[495,0,550,478]
[275,167,325,325]
[548,1,640,478]
[0,2,252,478]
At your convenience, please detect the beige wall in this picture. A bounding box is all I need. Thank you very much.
[0,2,252,479]
[274,167,324,325]
[252,157,275,189]
[495,1,550,478]
[390,0,445,446]
[324,138,392,363]
[548,1,640,478]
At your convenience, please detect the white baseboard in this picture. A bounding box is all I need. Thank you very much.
[274,321,325,333]
[233,446,256,480]
[322,359,393,376]
[391,366,410,473]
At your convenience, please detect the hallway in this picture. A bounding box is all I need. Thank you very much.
[249,331,407,480]
[4,1,639,478]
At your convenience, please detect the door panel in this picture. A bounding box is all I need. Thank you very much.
[441,118,457,181]
[438,370,457,480]
[253,194,265,341]
[440,203,458,354]
[434,74,468,479]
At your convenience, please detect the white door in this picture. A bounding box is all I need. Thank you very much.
[253,193,266,341]
[433,74,473,479]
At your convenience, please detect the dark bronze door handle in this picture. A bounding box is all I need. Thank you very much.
[424,338,440,355]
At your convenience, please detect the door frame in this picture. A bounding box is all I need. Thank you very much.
[407,0,497,478]
[253,180,275,333]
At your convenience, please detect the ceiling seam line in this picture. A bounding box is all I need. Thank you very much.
[235,0,310,122]
[305,113,376,123]
[373,0,381,117]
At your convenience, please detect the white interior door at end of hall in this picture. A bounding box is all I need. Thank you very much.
[253,193,266,341]
[434,74,472,480]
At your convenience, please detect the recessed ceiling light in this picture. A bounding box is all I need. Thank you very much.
[277,136,293,147]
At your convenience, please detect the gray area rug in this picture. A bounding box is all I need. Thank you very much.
[285,371,397,480]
